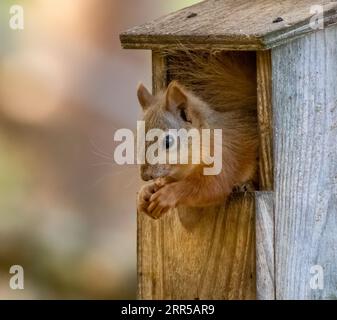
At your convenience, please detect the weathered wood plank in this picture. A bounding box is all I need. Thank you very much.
[152,51,167,93]
[137,50,169,299]
[257,51,274,190]
[255,192,275,300]
[120,0,337,50]
[272,25,337,299]
[138,193,256,299]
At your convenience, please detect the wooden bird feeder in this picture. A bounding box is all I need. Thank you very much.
[120,0,337,300]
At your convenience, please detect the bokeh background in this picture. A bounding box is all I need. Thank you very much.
[0,0,200,299]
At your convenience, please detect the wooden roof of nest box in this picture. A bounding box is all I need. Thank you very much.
[120,0,337,50]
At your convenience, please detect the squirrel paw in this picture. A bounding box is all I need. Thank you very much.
[137,182,160,218]
[147,184,178,219]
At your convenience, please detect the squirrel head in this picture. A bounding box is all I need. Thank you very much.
[137,80,212,182]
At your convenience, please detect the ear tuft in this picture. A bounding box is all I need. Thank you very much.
[137,83,154,110]
[166,81,187,112]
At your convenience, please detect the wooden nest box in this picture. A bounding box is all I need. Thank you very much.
[120,0,337,300]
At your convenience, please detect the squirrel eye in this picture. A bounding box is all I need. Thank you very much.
[164,134,175,150]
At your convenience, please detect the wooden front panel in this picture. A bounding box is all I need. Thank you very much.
[138,192,256,300]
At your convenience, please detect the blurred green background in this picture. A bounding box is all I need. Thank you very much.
[0,0,200,299]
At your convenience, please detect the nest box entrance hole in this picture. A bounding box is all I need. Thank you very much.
[160,50,273,192]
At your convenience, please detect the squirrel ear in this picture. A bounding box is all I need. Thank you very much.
[166,81,187,112]
[137,83,154,110]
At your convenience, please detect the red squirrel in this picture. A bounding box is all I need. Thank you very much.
[137,51,258,219]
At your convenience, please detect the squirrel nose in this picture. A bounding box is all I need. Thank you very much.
[141,166,152,181]
[141,172,152,181]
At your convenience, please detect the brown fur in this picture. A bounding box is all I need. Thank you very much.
[167,50,257,111]
[137,51,258,219]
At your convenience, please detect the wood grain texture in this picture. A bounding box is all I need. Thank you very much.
[138,193,256,299]
[255,192,275,300]
[152,51,167,93]
[137,50,169,299]
[272,25,337,299]
[120,0,337,50]
[257,51,274,190]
